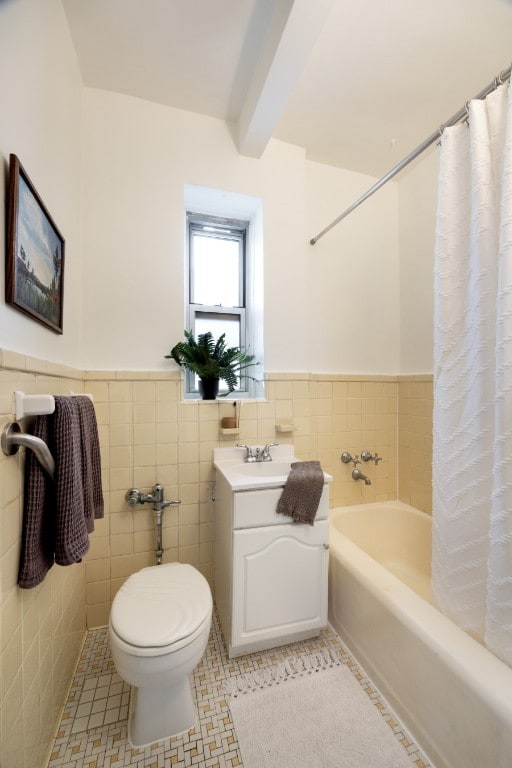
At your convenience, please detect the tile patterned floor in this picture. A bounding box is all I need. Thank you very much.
[47,610,432,768]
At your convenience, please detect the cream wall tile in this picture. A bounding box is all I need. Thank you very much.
[179,524,199,546]
[178,420,199,443]
[109,467,133,491]
[157,443,178,465]
[157,421,178,442]
[110,533,134,557]
[109,381,132,402]
[133,529,155,552]
[178,442,200,463]
[133,381,156,401]
[86,603,110,628]
[111,554,135,579]
[133,508,154,532]
[134,443,156,466]
[86,558,110,583]
[109,402,132,424]
[179,505,199,526]
[156,400,178,422]
[178,544,200,564]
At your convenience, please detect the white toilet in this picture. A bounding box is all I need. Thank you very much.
[108,562,213,747]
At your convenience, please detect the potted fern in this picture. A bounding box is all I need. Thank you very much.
[166,330,258,399]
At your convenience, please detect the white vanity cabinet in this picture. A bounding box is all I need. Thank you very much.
[214,449,330,658]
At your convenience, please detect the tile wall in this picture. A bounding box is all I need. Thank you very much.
[0,350,88,768]
[397,376,433,514]
[0,348,433,768]
[84,372,400,626]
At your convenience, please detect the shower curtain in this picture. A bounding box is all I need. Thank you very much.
[432,78,512,667]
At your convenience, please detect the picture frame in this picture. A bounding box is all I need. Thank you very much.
[6,154,65,333]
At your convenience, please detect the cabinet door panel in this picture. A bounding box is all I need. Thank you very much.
[232,522,328,649]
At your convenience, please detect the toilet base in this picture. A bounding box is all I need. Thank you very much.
[128,674,197,747]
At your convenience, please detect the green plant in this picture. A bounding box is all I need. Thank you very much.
[166,330,258,395]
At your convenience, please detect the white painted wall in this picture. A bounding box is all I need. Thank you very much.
[306,160,400,374]
[0,0,83,367]
[81,88,401,373]
[398,151,439,374]
[0,0,434,377]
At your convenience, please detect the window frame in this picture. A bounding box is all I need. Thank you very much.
[185,212,253,398]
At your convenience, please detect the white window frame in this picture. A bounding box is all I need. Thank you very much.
[185,211,256,398]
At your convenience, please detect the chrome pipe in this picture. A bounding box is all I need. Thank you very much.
[310,65,512,244]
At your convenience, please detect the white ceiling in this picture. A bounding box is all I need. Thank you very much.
[62,0,512,177]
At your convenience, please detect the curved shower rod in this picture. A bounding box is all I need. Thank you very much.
[310,64,512,245]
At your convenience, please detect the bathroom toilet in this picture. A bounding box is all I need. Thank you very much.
[108,562,212,747]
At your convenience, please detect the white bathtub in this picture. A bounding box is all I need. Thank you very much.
[328,500,512,768]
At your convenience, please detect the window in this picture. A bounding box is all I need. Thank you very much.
[186,212,256,397]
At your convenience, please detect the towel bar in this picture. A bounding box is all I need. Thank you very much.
[13,391,55,420]
[13,390,93,420]
[1,421,56,480]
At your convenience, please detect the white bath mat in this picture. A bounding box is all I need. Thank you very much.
[226,653,413,768]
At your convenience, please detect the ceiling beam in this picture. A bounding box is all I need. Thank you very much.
[236,0,334,158]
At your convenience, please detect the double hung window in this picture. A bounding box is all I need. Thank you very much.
[186,212,252,397]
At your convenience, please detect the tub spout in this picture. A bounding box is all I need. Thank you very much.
[352,468,371,485]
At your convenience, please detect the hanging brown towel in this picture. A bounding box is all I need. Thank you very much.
[53,396,104,565]
[18,396,104,588]
[17,415,56,588]
[276,460,324,525]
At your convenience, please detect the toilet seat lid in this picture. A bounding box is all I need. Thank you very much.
[110,563,212,649]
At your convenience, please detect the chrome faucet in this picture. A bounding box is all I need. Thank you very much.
[352,468,371,485]
[237,443,279,462]
[256,443,278,462]
[237,444,256,462]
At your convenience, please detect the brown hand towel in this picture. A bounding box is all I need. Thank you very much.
[18,396,104,588]
[17,415,56,588]
[53,397,94,565]
[76,396,104,533]
[276,460,324,525]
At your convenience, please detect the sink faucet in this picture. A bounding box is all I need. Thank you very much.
[237,444,256,462]
[352,468,371,485]
[256,443,278,462]
[237,443,279,462]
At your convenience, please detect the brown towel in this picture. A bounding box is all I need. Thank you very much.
[18,396,104,588]
[276,460,324,525]
[17,415,56,588]
[53,396,104,565]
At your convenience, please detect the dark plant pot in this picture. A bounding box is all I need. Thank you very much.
[198,377,220,400]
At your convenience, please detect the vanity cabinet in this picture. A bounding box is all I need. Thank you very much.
[214,464,330,658]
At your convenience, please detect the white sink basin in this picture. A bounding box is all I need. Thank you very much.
[213,445,331,491]
[235,462,293,477]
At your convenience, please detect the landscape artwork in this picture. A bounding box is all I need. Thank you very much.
[6,154,65,333]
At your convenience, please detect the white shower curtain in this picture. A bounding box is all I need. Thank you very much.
[433,78,512,667]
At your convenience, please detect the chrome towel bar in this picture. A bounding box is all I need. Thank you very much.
[1,421,55,480]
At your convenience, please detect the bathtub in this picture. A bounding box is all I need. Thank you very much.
[328,500,512,768]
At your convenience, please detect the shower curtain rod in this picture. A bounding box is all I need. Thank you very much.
[310,64,512,245]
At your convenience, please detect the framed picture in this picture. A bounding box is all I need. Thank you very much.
[6,154,65,333]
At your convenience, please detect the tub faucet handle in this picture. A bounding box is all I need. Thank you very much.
[361,450,382,466]
[341,452,360,467]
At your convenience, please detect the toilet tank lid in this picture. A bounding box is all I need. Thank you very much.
[110,563,212,648]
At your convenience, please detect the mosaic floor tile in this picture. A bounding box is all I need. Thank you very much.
[47,609,432,768]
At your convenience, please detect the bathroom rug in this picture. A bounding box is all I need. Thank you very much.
[225,652,414,768]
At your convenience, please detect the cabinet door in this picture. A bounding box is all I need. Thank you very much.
[232,521,328,652]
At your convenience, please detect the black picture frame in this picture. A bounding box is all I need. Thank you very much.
[6,154,65,333]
